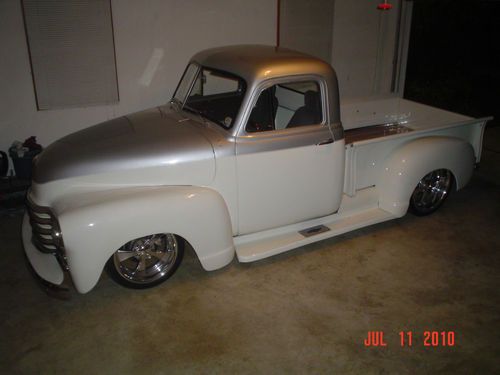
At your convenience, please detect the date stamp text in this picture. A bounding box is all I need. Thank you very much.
[363,331,456,347]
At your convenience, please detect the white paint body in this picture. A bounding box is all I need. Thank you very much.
[23,94,488,294]
[236,138,345,234]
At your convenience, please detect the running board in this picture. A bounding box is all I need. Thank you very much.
[235,208,395,263]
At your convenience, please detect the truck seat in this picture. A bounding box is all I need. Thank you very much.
[246,87,279,132]
[287,90,322,128]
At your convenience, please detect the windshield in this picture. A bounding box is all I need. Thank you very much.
[172,64,246,129]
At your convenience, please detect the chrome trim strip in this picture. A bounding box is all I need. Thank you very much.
[344,122,412,144]
[31,225,52,235]
[32,236,57,247]
[26,195,68,270]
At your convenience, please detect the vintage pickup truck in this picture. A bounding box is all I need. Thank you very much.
[23,45,490,294]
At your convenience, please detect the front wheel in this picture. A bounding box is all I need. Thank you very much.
[106,233,184,289]
[409,169,454,216]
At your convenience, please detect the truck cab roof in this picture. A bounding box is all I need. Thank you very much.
[190,44,340,125]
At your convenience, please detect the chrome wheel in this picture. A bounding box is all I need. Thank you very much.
[107,233,184,288]
[410,169,453,216]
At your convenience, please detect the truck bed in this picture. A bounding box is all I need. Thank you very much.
[340,96,474,130]
[340,96,491,196]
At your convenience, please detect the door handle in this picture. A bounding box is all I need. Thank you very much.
[316,138,333,146]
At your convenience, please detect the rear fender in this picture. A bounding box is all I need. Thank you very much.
[378,136,475,217]
[54,186,234,293]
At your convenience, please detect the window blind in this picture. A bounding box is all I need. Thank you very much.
[22,0,119,110]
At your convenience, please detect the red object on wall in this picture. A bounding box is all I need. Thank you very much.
[377,1,393,10]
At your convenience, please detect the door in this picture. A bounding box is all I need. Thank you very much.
[236,79,345,235]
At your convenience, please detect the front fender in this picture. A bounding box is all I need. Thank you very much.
[54,186,234,293]
[378,136,475,217]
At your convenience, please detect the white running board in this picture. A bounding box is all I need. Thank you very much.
[235,208,395,263]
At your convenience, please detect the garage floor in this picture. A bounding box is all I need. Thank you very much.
[1,126,499,374]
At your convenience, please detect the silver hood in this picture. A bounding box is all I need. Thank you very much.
[33,107,216,184]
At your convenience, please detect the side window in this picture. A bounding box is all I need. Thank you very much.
[246,81,322,133]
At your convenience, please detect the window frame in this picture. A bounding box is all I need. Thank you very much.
[238,75,329,137]
[172,62,200,105]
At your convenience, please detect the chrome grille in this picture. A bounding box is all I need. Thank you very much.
[26,196,68,270]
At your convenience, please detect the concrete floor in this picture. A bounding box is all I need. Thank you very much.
[1,126,499,374]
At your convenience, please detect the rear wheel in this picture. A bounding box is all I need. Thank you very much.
[409,169,453,216]
[106,233,184,289]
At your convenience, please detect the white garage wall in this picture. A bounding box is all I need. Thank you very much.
[278,0,411,101]
[0,0,276,155]
[279,0,335,63]
[331,0,404,99]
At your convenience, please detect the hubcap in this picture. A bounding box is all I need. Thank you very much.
[113,233,178,284]
[411,169,452,212]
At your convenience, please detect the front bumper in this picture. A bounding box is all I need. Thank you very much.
[22,213,72,299]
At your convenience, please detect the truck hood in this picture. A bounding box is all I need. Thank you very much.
[33,107,216,185]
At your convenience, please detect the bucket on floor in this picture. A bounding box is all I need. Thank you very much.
[9,149,41,180]
[0,151,8,177]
